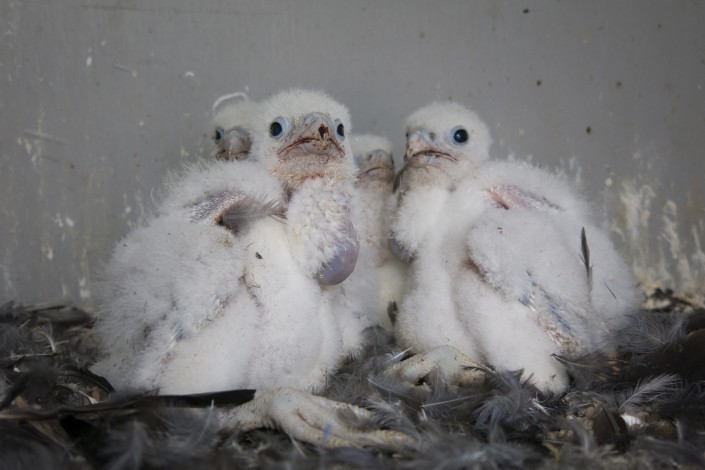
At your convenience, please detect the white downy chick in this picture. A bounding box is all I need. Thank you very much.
[389,101,638,394]
[390,102,493,364]
[250,89,366,355]
[249,89,360,285]
[210,92,259,161]
[346,133,407,331]
[92,89,407,448]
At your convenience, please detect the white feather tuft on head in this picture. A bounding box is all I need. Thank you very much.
[212,92,250,118]
[211,93,259,131]
[350,134,393,157]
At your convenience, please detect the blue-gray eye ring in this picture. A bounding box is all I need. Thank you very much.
[270,117,289,139]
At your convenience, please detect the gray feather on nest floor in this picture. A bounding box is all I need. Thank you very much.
[1,289,705,469]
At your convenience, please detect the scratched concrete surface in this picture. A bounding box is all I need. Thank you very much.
[1,0,703,307]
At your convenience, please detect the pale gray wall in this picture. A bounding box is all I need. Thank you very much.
[1,0,704,307]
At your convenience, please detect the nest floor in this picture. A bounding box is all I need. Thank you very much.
[1,288,705,469]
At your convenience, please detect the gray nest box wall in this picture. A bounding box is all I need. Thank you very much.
[1,1,703,307]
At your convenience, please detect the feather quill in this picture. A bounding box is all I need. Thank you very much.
[579,227,593,294]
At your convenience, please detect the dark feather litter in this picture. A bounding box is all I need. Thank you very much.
[2,290,705,468]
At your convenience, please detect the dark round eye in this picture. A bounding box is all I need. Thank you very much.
[451,126,469,145]
[270,116,290,139]
[213,127,224,144]
[270,121,283,138]
[333,119,345,139]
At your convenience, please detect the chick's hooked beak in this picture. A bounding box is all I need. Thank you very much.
[278,112,345,161]
[393,127,454,193]
[405,128,456,167]
[355,149,395,183]
[216,127,251,161]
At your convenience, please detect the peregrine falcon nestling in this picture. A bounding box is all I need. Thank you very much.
[91,89,407,448]
[388,101,639,393]
[210,92,258,161]
[348,133,407,331]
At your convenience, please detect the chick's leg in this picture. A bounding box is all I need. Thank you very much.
[220,387,413,449]
[384,345,490,387]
